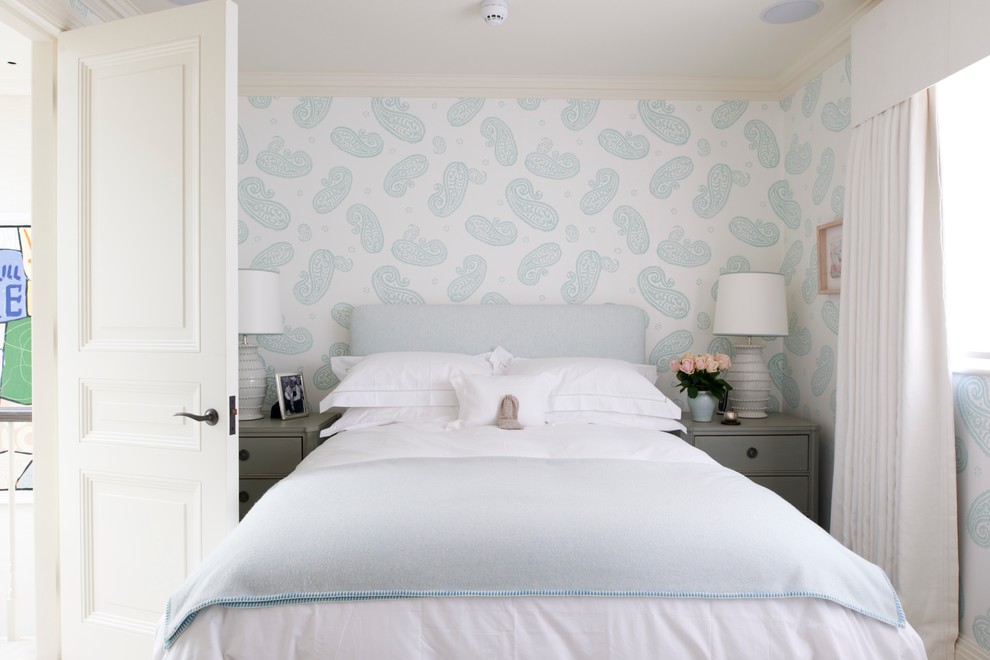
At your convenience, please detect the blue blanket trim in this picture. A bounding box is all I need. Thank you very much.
[165,581,906,649]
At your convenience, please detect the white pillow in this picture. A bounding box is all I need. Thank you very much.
[446,374,555,430]
[319,351,495,410]
[505,357,682,419]
[546,410,686,432]
[321,405,459,436]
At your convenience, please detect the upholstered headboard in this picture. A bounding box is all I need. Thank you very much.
[349,304,648,363]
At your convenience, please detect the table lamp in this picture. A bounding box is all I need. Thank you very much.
[713,272,788,418]
[239,269,283,420]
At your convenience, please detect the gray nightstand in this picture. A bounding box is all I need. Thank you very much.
[238,408,341,519]
[680,412,820,524]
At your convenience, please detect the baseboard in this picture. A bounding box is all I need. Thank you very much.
[957,636,990,660]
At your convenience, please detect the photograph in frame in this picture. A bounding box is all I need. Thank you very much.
[817,219,842,294]
[275,372,309,420]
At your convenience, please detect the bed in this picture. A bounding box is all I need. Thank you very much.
[154,304,926,659]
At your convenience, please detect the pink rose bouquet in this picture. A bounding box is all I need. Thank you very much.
[669,351,733,400]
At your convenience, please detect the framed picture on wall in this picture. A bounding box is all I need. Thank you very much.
[817,219,843,294]
[275,372,309,420]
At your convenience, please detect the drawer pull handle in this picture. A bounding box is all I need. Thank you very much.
[239,491,249,503]
[746,447,759,459]
[239,449,250,461]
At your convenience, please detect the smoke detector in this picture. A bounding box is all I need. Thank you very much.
[481,0,508,26]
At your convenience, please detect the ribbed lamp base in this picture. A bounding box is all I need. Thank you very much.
[239,343,267,421]
[725,344,771,419]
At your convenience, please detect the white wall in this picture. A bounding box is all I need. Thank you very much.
[0,96,31,223]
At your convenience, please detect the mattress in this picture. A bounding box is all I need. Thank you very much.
[154,423,926,659]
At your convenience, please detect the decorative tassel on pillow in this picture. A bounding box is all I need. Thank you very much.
[496,394,524,430]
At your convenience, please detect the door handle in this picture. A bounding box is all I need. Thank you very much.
[173,409,220,426]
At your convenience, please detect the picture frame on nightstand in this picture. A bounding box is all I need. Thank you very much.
[275,371,309,420]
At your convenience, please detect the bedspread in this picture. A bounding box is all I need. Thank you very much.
[162,426,903,648]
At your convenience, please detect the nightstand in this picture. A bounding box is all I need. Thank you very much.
[238,408,341,519]
[680,412,820,524]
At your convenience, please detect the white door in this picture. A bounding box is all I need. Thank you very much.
[56,1,238,657]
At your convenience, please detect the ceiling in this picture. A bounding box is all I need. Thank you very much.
[3,0,879,98]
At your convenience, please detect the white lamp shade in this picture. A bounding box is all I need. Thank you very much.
[238,269,283,335]
[713,272,788,337]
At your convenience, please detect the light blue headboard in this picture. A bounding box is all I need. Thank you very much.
[350,305,648,363]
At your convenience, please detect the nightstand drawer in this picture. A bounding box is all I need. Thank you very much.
[239,478,280,518]
[750,476,811,515]
[693,435,809,472]
[238,436,303,475]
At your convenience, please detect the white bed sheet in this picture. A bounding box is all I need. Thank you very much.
[154,423,926,659]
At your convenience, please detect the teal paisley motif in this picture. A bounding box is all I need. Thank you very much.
[371,97,426,143]
[391,226,447,266]
[845,54,852,83]
[263,366,278,407]
[468,168,486,185]
[465,215,517,246]
[711,101,749,129]
[561,250,618,304]
[956,436,968,473]
[372,266,425,305]
[744,119,780,168]
[711,257,750,300]
[768,353,800,408]
[693,164,746,219]
[294,250,351,305]
[638,100,690,145]
[506,178,558,231]
[257,325,312,354]
[697,313,711,330]
[779,95,793,112]
[656,226,711,267]
[330,127,384,158]
[803,252,818,304]
[312,167,352,214]
[956,376,990,458]
[649,330,694,371]
[967,490,990,548]
[802,74,822,118]
[517,243,562,285]
[597,129,649,159]
[612,206,650,255]
[518,98,541,111]
[238,177,290,230]
[447,255,487,302]
[974,609,990,651]
[768,180,802,229]
[565,225,580,242]
[813,148,835,205]
[383,155,429,197]
[293,96,332,129]
[331,303,354,329]
[447,98,484,126]
[298,224,312,242]
[831,186,845,215]
[481,292,510,305]
[255,136,312,178]
[697,139,711,157]
[785,135,812,174]
[433,136,447,154]
[729,217,779,247]
[822,299,840,334]
[237,220,248,244]
[480,117,518,166]
[780,240,803,284]
[783,313,812,356]
[638,267,690,319]
[237,125,248,165]
[581,169,619,215]
[525,139,580,179]
[708,337,733,358]
[811,346,835,396]
[561,99,599,130]
[822,98,852,132]
[650,156,693,199]
[428,162,472,217]
[346,204,385,254]
[250,242,294,271]
[313,342,350,391]
[248,96,272,109]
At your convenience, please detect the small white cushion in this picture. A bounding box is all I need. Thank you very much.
[447,374,555,430]
[319,351,495,410]
[505,357,681,419]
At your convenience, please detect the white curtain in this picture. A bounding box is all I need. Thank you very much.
[832,89,958,658]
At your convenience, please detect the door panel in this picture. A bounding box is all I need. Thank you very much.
[57,2,238,657]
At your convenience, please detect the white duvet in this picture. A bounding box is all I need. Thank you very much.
[154,423,926,659]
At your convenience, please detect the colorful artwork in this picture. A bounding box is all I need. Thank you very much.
[0,224,33,491]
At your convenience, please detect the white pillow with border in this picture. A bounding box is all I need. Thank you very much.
[446,374,556,430]
[546,410,686,432]
[321,405,459,436]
